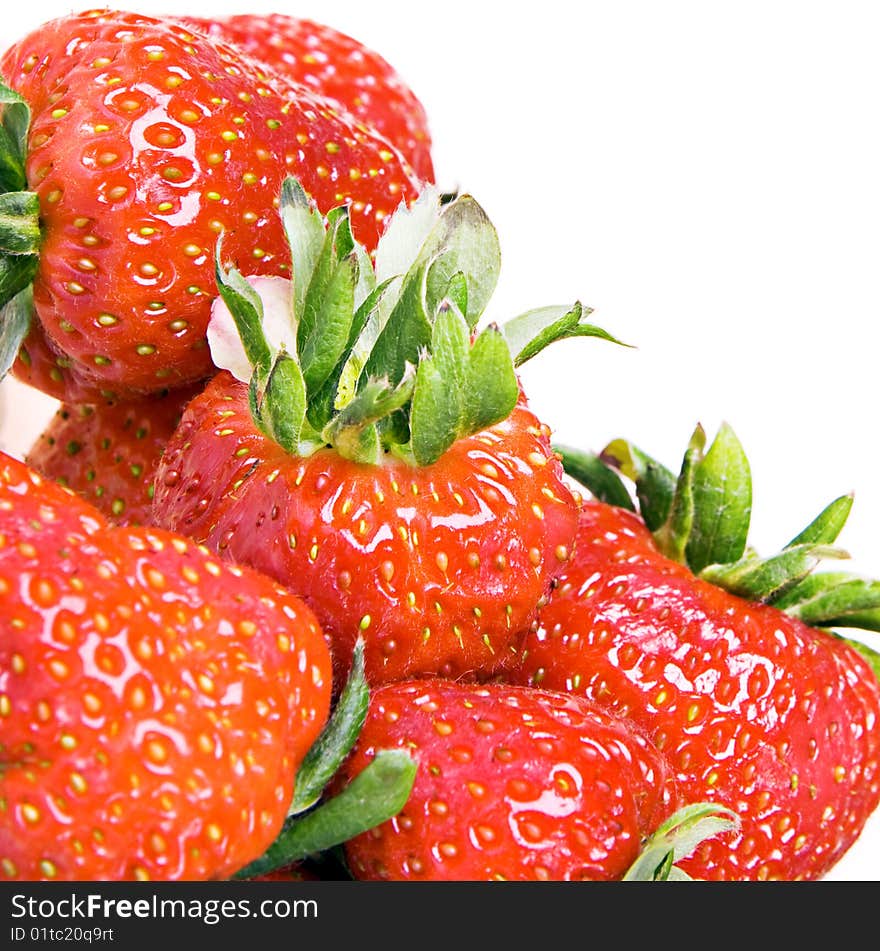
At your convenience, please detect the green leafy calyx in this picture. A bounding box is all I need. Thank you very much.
[558,424,880,636]
[211,176,619,466]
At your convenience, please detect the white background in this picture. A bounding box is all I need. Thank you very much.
[1,0,878,880]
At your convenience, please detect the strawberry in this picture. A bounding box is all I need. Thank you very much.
[0,449,332,881]
[151,178,619,687]
[180,13,434,183]
[25,384,200,525]
[513,425,880,880]
[334,678,737,880]
[0,8,422,402]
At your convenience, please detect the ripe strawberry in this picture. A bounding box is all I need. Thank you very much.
[25,384,200,525]
[151,179,619,687]
[0,450,332,881]
[514,425,880,880]
[181,13,434,182]
[0,8,421,401]
[334,678,726,880]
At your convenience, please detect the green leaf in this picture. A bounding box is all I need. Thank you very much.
[0,191,40,254]
[279,177,327,328]
[298,208,352,368]
[501,302,628,367]
[333,276,403,412]
[257,352,307,454]
[409,303,469,466]
[623,803,740,882]
[408,308,519,467]
[0,283,32,378]
[214,250,273,371]
[422,196,500,329]
[290,640,369,816]
[685,423,752,574]
[554,444,636,511]
[776,572,880,631]
[0,78,30,192]
[653,425,705,564]
[601,439,676,532]
[785,494,854,548]
[462,324,519,436]
[364,195,500,385]
[0,251,37,317]
[298,252,357,397]
[233,749,417,879]
[700,543,849,603]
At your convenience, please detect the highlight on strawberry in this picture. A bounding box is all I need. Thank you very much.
[151,175,622,686]
[515,423,880,880]
[0,9,424,403]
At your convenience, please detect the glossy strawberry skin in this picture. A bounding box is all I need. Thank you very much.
[181,13,434,182]
[513,500,880,881]
[26,385,200,525]
[336,679,678,881]
[150,372,580,687]
[0,451,331,881]
[1,9,421,400]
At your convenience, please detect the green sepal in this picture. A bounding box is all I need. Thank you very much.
[214,249,273,370]
[409,304,519,467]
[462,323,520,436]
[332,275,403,414]
[623,803,740,882]
[279,176,326,331]
[0,283,33,378]
[323,371,416,465]
[298,250,358,397]
[0,191,40,255]
[0,78,30,192]
[0,247,37,318]
[684,422,752,574]
[601,439,676,532]
[501,301,628,367]
[653,425,704,564]
[298,208,358,395]
[785,494,854,548]
[700,543,849,604]
[553,445,635,511]
[289,639,369,816]
[255,352,307,455]
[364,195,500,386]
[233,749,417,879]
[409,302,468,467]
[774,571,880,631]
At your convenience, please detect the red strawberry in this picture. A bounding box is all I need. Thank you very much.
[25,384,200,525]
[0,8,422,401]
[150,180,618,687]
[181,13,434,182]
[514,426,880,880]
[335,678,684,880]
[0,450,332,881]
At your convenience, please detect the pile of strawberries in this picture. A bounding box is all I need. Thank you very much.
[1,8,878,883]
